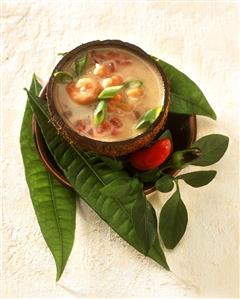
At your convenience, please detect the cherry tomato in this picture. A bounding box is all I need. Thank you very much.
[129,138,172,171]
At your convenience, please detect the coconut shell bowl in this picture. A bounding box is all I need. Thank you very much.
[32,40,197,194]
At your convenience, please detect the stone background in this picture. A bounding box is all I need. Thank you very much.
[1,1,239,298]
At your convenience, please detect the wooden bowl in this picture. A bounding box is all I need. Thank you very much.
[46,40,170,157]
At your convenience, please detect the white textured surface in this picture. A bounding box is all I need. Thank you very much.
[1,1,239,298]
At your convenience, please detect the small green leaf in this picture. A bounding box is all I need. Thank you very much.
[136,106,162,130]
[177,170,217,187]
[135,168,161,184]
[155,175,174,193]
[75,53,88,76]
[57,52,68,56]
[153,57,217,120]
[53,71,73,84]
[94,100,107,125]
[159,188,188,249]
[191,134,229,166]
[100,156,124,170]
[158,129,173,144]
[124,79,143,89]
[132,199,157,255]
[98,85,124,100]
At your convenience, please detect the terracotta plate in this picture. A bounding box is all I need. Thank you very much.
[32,112,197,195]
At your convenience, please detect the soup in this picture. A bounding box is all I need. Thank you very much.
[53,47,165,142]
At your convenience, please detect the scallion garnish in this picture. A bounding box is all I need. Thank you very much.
[94,100,107,125]
[136,106,162,130]
[53,71,73,84]
[124,79,143,89]
[98,85,124,100]
[75,53,88,77]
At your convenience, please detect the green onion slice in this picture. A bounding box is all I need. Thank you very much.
[75,53,88,77]
[98,85,124,100]
[53,71,73,84]
[136,106,162,130]
[57,52,68,56]
[94,100,107,125]
[124,79,143,89]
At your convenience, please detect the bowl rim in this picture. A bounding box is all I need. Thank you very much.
[46,40,171,156]
[32,113,197,195]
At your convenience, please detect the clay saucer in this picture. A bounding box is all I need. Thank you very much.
[32,106,197,195]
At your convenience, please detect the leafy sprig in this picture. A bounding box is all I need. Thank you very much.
[153,133,228,248]
[21,51,229,280]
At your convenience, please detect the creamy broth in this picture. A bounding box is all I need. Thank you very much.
[53,47,165,141]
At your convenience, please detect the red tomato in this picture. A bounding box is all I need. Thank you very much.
[75,120,86,132]
[109,117,123,128]
[111,128,119,136]
[96,120,111,133]
[129,138,172,171]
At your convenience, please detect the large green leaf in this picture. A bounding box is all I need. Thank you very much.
[177,170,217,187]
[154,58,217,120]
[159,188,188,249]
[26,88,169,270]
[20,75,76,281]
[132,198,157,255]
[191,134,229,166]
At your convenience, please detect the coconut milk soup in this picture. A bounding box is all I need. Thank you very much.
[53,47,165,141]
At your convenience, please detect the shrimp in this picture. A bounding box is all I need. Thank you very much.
[93,62,114,77]
[107,93,134,112]
[126,87,144,98]
[66,77,102,105]
[102,75,123,88]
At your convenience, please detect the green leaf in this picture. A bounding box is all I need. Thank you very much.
[136,106,162,130]
[154,58,217,120]
[177,170,217,187]
[101,178,140,199]
[158,129,173,144]
[57,52,68,56]
[53,71,73,84]
[190,134,229,166]
[75,53,88,76]
[20,75,76,281]
[100,156,124,170]
[155,175,174,193]
[135,168,161,184]
[124,79,143,89]
[27,89,169,271]
[94,100,107,125]
[98,85,124,100]
[159,187,188,249]
[132,199,157,255]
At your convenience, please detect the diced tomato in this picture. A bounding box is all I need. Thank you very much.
[119,60,131,65]
[107,51,120,58]
[109,117,123,128]
[96,120,111,133]
[75,120,86,132]
[107,101,116,112]
[87,128,94,136]
[111,128,119,136]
